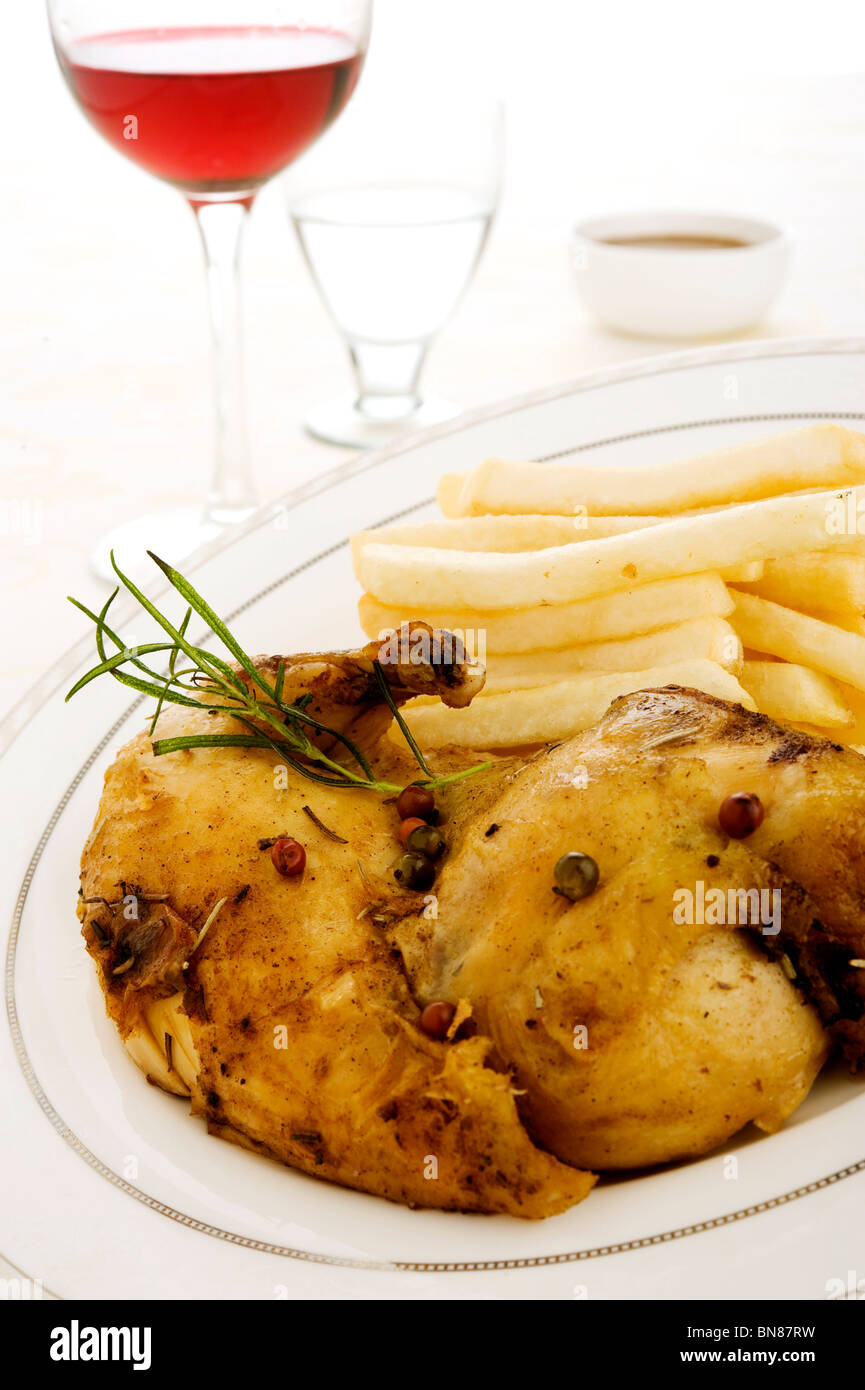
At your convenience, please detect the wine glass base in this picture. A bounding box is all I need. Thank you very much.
[89,509,226,583]
[304,394,461,449]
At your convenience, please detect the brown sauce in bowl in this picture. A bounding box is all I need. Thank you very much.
[601,234,751,250]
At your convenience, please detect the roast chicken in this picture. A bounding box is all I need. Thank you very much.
[78,630,865,1217]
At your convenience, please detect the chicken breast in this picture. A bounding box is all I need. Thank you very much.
[79,636,589,1217]
[394,688,865,1169]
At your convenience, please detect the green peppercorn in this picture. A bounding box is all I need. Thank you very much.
[393,851,436,892]
[553,851,599,901]
[406,824,446,861]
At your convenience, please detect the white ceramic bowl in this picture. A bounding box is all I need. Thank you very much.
[570,211,791,339]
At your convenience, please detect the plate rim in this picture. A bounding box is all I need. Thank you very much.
[7,332,865,1284]
[3,331,865,762]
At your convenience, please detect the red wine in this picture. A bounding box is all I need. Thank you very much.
[58,26,364,195]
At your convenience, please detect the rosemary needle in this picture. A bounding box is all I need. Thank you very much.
[67,550,492,795]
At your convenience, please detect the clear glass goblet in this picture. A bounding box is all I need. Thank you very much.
[286,83,504,449]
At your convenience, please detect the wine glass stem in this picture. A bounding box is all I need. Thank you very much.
[192,199,257,525]
[349,340,428,419]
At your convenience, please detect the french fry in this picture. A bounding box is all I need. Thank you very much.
[832,683,865,746]
[356,487,865,609]
[739,551,865,616]
[789,610,865,637]
[394,661,755,749]
[351,513,666,570]
[787,718,865,753]
[353,517,767,592]
[738,661,853,728]
[827,613,865,638]
[358,572,734,654]
[480,618,741,693]
[352,519,767,586]
[785,721,855,743]
[720,561,765,583]
[437,473,467,517]
[448,425,865,517]
[730,591,865,695]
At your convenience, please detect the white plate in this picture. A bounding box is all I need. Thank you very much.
[5,338,865,1302]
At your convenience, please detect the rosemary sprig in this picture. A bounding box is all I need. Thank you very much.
[66,551,493,795]
[371,660,432,777]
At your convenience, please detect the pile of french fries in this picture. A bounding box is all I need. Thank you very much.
[351,424,865,751]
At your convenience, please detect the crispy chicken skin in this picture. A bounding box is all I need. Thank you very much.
[393,689,865,1169]
[79,636,589,1217]
[80,650,865,1216]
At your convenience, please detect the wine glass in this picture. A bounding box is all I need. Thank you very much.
[285,83,503,448]
[47,1,372,577]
